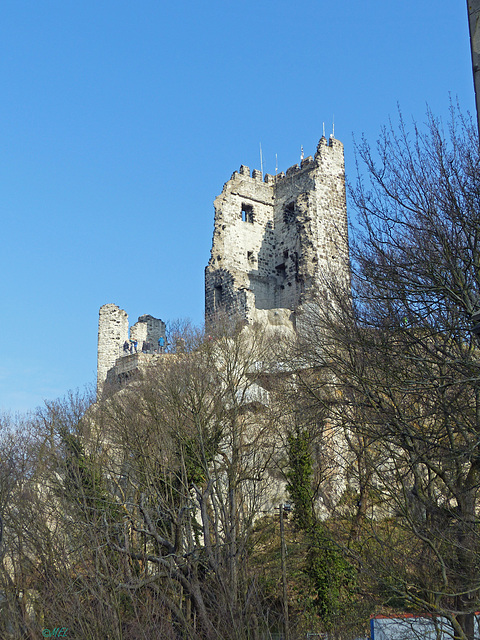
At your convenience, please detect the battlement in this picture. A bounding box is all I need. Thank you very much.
[226,137,343,189]
[205,135,348,322]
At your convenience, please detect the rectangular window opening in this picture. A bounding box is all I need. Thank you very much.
[283,201,295,224]
[241,203,254,223]
[214,285,223,309]
[276,263,286,279]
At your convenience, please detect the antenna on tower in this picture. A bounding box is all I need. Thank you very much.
[300,145,304,163]
[323,122,325,137]
[259,143,264,175]
[331,114,335,138]
[275,153,278,175]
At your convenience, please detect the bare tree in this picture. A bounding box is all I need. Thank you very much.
[91,321,286,639]
[0,324,330,639]
[295,107,480,640]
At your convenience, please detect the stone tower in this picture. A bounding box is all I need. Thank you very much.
[205,136,348,321]
[97,303,129,394]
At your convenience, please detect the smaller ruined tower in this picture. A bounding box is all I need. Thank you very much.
[97,304,129,395]
[130,315,165,349]
[97,304,166,396]
[205,135,349,322]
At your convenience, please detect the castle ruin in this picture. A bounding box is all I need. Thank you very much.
[205,135,348,322]
[97,134,348,394]
[97,304,166,395]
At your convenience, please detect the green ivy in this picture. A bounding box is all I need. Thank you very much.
[307,523,356,631]
[286,430,314,530]
[286,428,356,632]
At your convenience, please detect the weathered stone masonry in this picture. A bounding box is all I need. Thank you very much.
[97,304,165,395]
[97,135,348,394]
[95,134,350,518]
[205,136,348,322]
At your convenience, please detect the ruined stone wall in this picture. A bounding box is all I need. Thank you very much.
[97,304,129,395]
[272,156,316,309]
[130,314,166,349]
[205,166,275,319]
[310,137,349,286]
[205,135,349,322]
[97,305,166,396]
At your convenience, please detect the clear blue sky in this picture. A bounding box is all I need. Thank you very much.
[0,0,475,414]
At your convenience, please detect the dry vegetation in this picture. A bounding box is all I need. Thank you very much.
[1,108,479,640]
